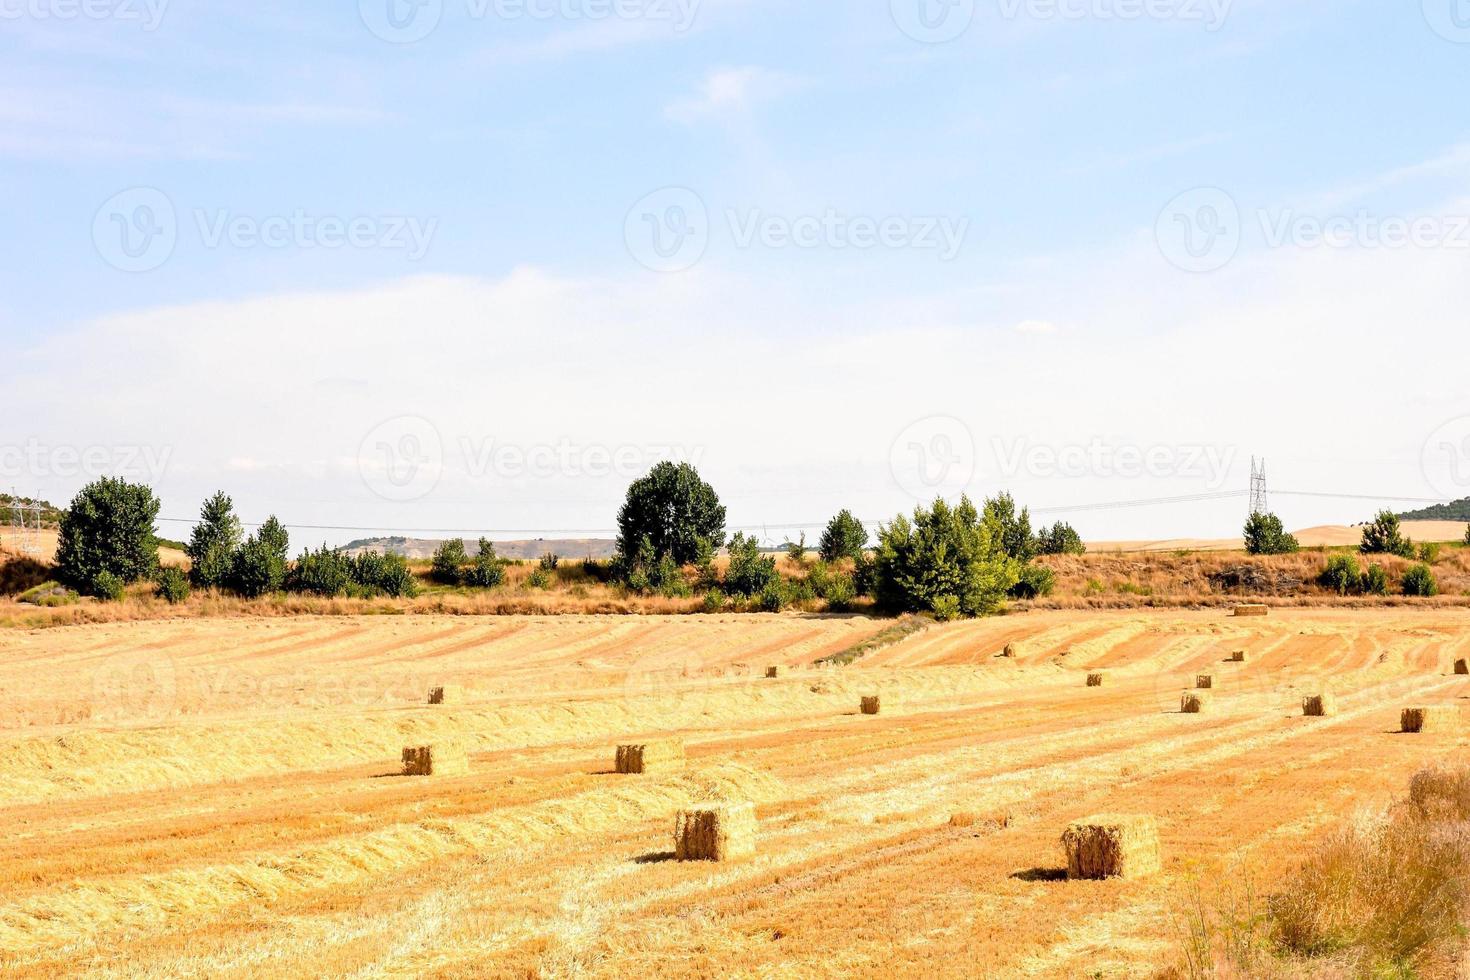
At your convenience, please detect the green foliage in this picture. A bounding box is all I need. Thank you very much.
[1363,563,1390,597]
[983,492,1037,562]
[527,566,553,590]
[465,539,506,588]
[1243,512,1300,556]
[187,491,243,589]
[1465,524,1470,547]
[289,545,351,597]
[930,594,961,622]
[614,461,726,570]
[1321,554,1364,596]
[91,570,125,602]
[875,496,1020,619]
[1418,542,1442,564]
[231,534,285,598]
[257,516,290,565]
[538,552,560,571]
[724,532,778,597]
[758,579,788,612]
[348,551,419,598]
[819,509,869,563]
[1010,563,1057,600]
[852,552,877,597]
[55,477,161,593]
[1361,510,1415,558]
[1035,521,1086,556]
[154,566,191,604]
[1402,563,1439,597]
[18,581,77,607]
[431,538,468,585]
[702,590,725,613]
[784,532,808,566]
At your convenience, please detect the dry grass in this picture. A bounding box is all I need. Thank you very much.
[674,801,757,861]
[1061,814,1161,880]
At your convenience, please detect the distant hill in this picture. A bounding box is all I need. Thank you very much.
[1398,498,1470,522]
[342,536,618,560]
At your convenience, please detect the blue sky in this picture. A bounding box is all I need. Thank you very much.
[5,0,1470,546]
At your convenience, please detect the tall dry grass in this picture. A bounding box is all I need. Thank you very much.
[1167,766,1470,978]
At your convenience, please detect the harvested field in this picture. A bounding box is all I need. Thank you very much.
[1,607,1468,976]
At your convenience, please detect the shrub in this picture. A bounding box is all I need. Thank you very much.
[1402,563,1439,597]
[1243,511,1299,555]
[724,532,778,597]
[154,566,191,604]
[1465,523,1470,547]
[1035,521,1086,556]
[55,477,161,593]
[289,545,351,596]
[931,594,961,622]
[758,579,787,612]
[1419,542,1442,564]
[702,590,725,613]
[231,534,286,598]
[349,551,418,598]
[465,539,505,588]
[784,532,808,566]
[1010,563,1056,600]
[538,552,559,571]
[91,570,125,602]
[1361,510,1415,558]
[821,573,857,612]
[431,538,468,585]
[613,462,725,570]
[1320,554,1363,595]
[1363,563,1390,596]
[527,566,553,590]
[186,491,243,590]
[875,496,1019,619]
[852,552,877,596]
[819,510,869,563]
[983,492,1036,562]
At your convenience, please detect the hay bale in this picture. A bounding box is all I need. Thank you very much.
[427,684,463,705]
[1229,650,1247,663]
[1233,604,1269,618]
[615,739,686,774]
[1001,644,1017,659]
[1086,672,1105,687]
[1061,814,1161,880]
[765,665,783,679]
[1180,692,1208,714]
[1402,707,1460,734]
[1455,659,1469,676]
[860,695,881,715]
[674,801,756,861]
[401,743,469,777]
[1196,675,1214,690]
[1302,692,1336,717]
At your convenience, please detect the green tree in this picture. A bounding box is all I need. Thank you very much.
[784,532,808,566]
[1244,512,1300,555]
[465,538,505,588]
[983,492,1036,562]
[875,496,1020,618]
[257,515,290,565]
[819,510,869,563]
[431,538,468,585]
[288,545,351,596]
[614,462,726,570]
[724,532,778,597]
[1361,510,1415,558]
[154,566,191,604]
[1402,563,1440,597]
[55,477,161,593]
[1035,522,1086,556]
[231,533,286,598]
[187,491,243,589]
[1320,554,1364,596]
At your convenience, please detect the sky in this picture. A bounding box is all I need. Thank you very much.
[4,0,1470,548]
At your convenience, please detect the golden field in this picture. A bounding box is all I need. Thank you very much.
[3,607,1470,976]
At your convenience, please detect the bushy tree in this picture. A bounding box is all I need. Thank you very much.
[983,492,1036,562]
[91,570,125,602]
[784,532,808,566]
[614,462,726,570]
[1419,542,1442,564]
[257,515,290,566]
[1361,510,1415,558]
[1320,553,1364,596]
[465,538,505,588]
[431,538,468,585]
[1010,563,1057,600]
[875,496,1020,618]
[289,545,351,596]
[819,510,869,563]
[723,532,778,597]
[349,551,419,597]
[1363,563,1390,597]
[1402,563,1440,597]
[231,533,285,598]
[154,566,191,604]
[187,491,243,589]
[1035,522,1086,556]
[55,477,161,593]
[1244,512,1300,556]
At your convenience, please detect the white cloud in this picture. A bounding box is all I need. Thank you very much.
[1013,319,1059,335]
[665,67,795,124]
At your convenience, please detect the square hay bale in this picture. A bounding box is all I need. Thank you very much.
[1086,672,1106,687]
[1233,605,1269,618]
[1456,659,1469,676]
[615,739,686,774]
[765,666,783,679]
[1302,692,1337,717]
[401,743,469,777]
[1061,814,1161,880]
[674,801,756,861]
[1196,675,1214,690]
[1180,692,1208,714]
[1402,707,1460,734]
[427,685,463,705]
[1229,650,1247,663]
[860,695,881,715]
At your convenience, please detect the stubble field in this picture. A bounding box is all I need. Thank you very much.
[1,607,1467,977]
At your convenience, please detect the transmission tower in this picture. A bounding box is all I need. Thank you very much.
[6,490,41,557]
[1249,458,1269,516]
